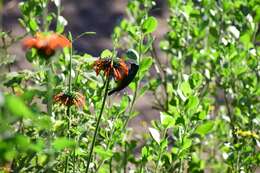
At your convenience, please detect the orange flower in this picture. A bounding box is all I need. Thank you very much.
[93,58,128,81]
[22,32,71,57]
[53,91,85,107]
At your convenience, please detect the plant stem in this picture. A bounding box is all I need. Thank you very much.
[56,0,61,32]
[2,37,15,94]
[64,38,73,172]
[69,40,73,94]
[109,157,112,173]
[73,148,76,173]
[223,90,237,143]
[95,110,121,171]
[122,34,143,130]
[45,63,54,171]
[64,106,71,173]
[178,159,183,173]
[155,129,167,173]
[123,142,127,173]
[151,42,168,111]
[85,78,110,173]
[47,66,53,116]
[42,0,49,32]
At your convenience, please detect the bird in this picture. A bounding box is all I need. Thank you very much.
[108,62,139,96]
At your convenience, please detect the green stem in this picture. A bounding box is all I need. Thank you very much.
[223,89,237,143]
[2,37,15,94]
[155,129,167,173]
[42,0,49,32]
[68,43,73,93]
[85,78,110,173]
[46,63,54,171]
[64,37,73,172]
[155,152,161,173]
[73,148,76,173]
[123,142,127,173]
[122,34,143,130]
[178,159,183,173]
[109,157,112,173]
[95,111,121,172]
[151,42,168,111]
[64,106,71,173]
[47,66,53,116]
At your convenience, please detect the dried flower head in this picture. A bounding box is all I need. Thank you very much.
[93,58,128,81]
[53,91,85,107]
[22,32,71,57]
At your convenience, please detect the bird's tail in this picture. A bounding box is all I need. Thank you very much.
[108,89,117,96]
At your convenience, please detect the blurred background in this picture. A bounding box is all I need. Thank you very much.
[1,0,167,55]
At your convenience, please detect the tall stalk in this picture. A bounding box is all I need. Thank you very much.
[46,64,53,116]
[85,78,110,173]
[64,35,73,173]
[120,32,143,173]
[122,34,143,130]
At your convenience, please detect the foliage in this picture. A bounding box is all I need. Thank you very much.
[0,0,260,172]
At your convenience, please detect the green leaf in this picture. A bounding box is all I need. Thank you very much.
[240,32,253,49]
[56,16,67,33]
[94,146,113,160]
[198,111,207,120]
[34,116,52,129]
[159,40,170,51]
[26,48,37,62]
[126,49,139,60]
[178,81,192,101]
[138,84,149,97]
[186,96,199,113]
[119,95,129,112]
[195,121,214,136]
[141,146,149,159]
[142,16,158,34]
[160,112,175,128]
[73,32,96,42]
[148,127,160,144]
[139,57,153,74]
[180,81,192,96]
[15,135,31,150]
[52,137,75,151]
[4,74,23,87]
[100,49,113,58]
[5,95,33,118]
[189,72,203,89]
[29,139,44,152]
[29,18,39,32]
[182,137,192,150]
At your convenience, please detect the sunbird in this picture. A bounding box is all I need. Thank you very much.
[108,62,139,96]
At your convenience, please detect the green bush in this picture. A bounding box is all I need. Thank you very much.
[0,0,259,172]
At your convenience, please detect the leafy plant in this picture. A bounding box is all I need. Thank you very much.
[0,0,259,172]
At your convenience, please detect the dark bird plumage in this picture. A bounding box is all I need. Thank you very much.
[108,62,139,96]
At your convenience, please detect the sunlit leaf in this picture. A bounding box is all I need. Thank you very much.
[94,146,113,160]
[195,121,214,136]
[52,137,75,150]
[142,16,158,34]
[149,127,160,144]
